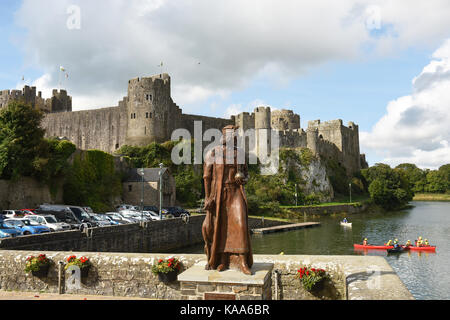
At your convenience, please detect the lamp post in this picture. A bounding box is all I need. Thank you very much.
[138,168,145,222]
[295,183,298,207]
[349,183,352,203]
[159,163,164,221]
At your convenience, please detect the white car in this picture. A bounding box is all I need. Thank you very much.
[27,214,71,232]
[143,210,162,221]
[1,210,24,219]
[105,212,136,224]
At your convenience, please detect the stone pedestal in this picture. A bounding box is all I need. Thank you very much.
[177,261,274,300]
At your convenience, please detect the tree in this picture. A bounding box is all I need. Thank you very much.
[395,163,427,193]
[425,170,448,193]
[362,163,414,210]
[0,101,45,179]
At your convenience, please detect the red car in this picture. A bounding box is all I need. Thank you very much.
[20,209,36,216]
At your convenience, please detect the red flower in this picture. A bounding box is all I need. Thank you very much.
[158,259,163,263]
[306,271,309,276]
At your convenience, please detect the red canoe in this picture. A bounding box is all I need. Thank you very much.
[354,244,393,250]
[402,245,436,252]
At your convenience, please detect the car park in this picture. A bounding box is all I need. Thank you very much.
[4,218,51,235]
[27,214,71,232]
[35,204,99,229]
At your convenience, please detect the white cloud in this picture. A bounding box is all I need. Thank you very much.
[360,39,450,169]
[223,99,267,119]
[13,0,450,111]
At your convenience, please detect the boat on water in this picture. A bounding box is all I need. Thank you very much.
[403,245,436,252]
[354,244,393,250]
[354,244,437,252]
[340,221,352,227]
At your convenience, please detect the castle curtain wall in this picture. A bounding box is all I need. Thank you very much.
[42,106,127,154]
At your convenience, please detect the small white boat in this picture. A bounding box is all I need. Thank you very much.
[340,221,352,227]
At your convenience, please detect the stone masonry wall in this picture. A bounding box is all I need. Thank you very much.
[0,177,63,210]
[0,251,413,300]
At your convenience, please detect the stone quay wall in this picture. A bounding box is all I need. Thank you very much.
[0,251,413,300]
[0,215,287,253]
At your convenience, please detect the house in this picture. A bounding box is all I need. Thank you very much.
[123,168,176,208]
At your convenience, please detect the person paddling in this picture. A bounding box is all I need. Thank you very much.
[343,217,348,223]
[424,239,430,247]
[405,240,412,247]
[386,239,393,246]
[363,238,368,245]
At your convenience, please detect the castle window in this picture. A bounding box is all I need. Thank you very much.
[150,112,152,119]
[146,94,153,101]
[146,112,149,118]
[128,185,132,192]
[116,144,119,149]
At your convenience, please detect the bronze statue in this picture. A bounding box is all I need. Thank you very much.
[202,125,253,275]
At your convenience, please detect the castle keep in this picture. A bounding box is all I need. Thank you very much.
[0,73,367,174]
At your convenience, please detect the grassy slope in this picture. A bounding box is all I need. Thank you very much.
[413,193,450,201]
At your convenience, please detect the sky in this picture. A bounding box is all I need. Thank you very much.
[0,0,449,169]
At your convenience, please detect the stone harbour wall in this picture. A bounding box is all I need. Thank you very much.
[0,251,414,300]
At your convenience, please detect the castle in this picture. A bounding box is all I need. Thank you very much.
[0,73,368,174]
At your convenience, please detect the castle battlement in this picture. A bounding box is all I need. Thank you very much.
[2,73,363,174]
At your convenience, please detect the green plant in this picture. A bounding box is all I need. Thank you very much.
[64,255,90,270]
[152,257,182,275]
[25,254,51,273]
[297,267,329,291]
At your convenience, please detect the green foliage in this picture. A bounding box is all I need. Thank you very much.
[64,255,90,270]
[174,167,203,207]
[396,163,449,194]
[0,101,45,179]
[362,163,414,210]
[63,150,122,212]
[24,254,51,273]
[152,257,182,275]
[323,157,350,195]
[297,267,329,292]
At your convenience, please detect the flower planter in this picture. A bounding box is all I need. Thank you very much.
[31,264,50,278]
[157,271,178,283]
[310,278,325,292]
[80,266,90,278]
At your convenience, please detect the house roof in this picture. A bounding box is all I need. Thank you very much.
[125,168,169,182]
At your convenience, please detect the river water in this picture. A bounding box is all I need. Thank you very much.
[180,201,450,300]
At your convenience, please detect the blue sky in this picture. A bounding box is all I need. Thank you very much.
[1,1,450,169]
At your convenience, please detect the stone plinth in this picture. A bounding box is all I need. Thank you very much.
[177,261,274,300]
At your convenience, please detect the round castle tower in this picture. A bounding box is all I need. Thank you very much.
[125,73,173,146]
[271,109,300,131]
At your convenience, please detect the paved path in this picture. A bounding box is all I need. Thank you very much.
[0,290,153,300]
[251,222,320,234]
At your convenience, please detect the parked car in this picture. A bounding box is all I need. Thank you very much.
[36,204,99,229]
[97,214,120,225]
[1,210,25,219]
[4,219,51,235]
[20,209,37,215]
[143,206,169,215]
[116,204,139,212]
[0,221,22,238]
[142,210,162,221]
[120,211,151,222]
[89,214,113,227]
[104,212,136,224]
[27,214,71,232]
[163,207,190,217]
